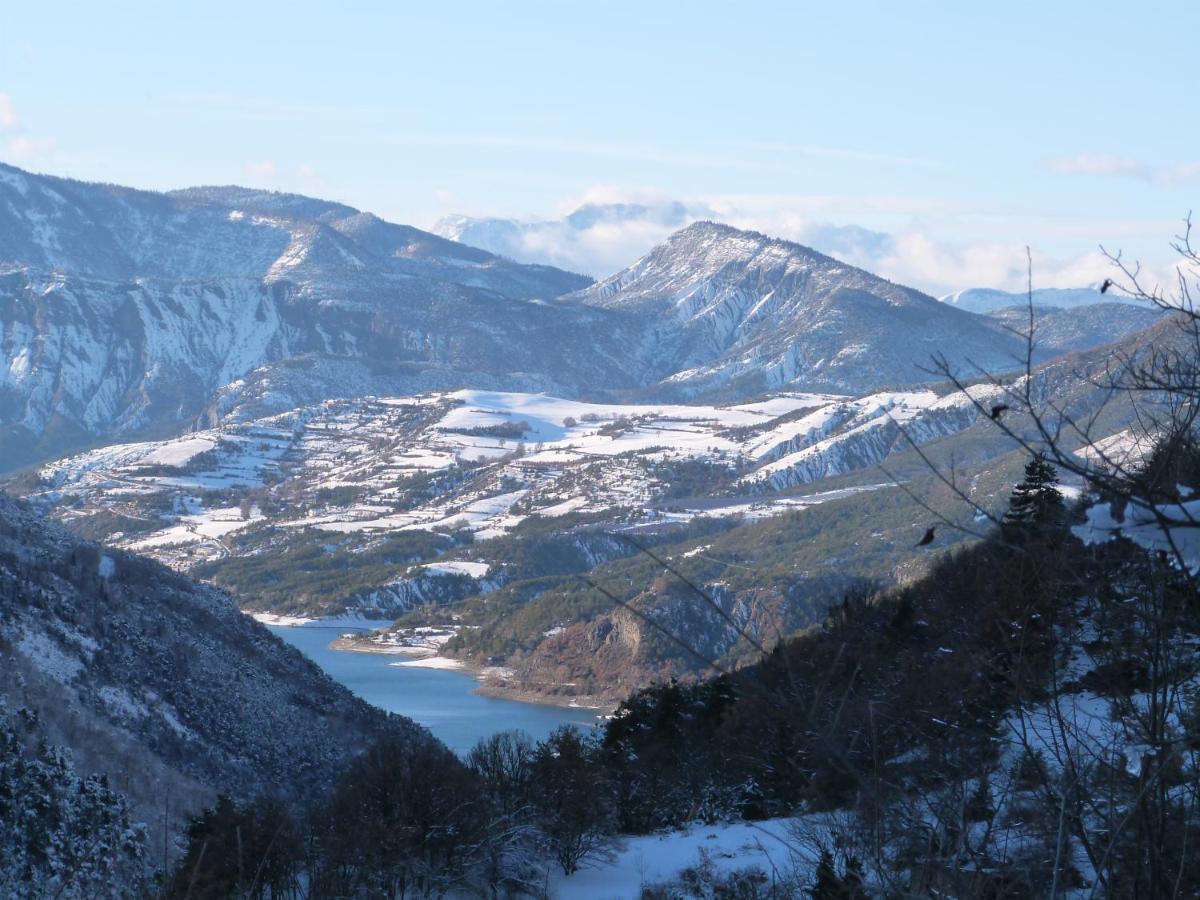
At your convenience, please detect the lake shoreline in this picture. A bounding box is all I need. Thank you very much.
[330,632,614,713]
[473,679,613,713]
[263,623,601,753]
[328,635,431,656]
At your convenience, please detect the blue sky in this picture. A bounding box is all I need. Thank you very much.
[2,1,1197,292]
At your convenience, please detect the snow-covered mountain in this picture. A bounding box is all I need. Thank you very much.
[1,164,1162,475]
[562,222,1033,397]
[988,302,1165,355]
[0,167,588,294]
[0,163,620,470]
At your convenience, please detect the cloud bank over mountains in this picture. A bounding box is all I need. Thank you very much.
[434,189,1128,296]
[0,92,57,163]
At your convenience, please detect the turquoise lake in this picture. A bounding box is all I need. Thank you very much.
[268,626,600,754]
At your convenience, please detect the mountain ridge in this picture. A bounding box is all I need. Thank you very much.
[561,220,1034,396]
[940,284,1143,312]
[0,163,616,470]
[0,163,1163,474]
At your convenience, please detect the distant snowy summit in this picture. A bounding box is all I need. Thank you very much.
[432,202,891,284]
[433,200,701,278]
[559,221,1032,396]
[940,285,1144,313]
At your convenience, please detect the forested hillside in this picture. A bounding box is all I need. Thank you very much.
[0,493,431,894]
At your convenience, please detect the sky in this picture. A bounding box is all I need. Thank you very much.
[2,0,1197,294]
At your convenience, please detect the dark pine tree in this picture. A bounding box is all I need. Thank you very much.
[1003,453,1065,528]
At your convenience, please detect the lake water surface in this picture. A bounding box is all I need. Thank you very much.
[268,625,600,754]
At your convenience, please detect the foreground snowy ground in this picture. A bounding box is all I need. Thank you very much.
[549,818,806,899]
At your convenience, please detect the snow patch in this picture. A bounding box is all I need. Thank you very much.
[550,817,803,899]
[419,560,492,579]
[17,630,83,684]
[389,656,465,670]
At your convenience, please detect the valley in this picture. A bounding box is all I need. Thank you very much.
[22,321,1157,705]
[2,158,1169,712]
[5,7,1196,894]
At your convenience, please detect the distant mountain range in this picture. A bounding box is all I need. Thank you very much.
[438,205,1145,318]
[0,164,1159,472]
[940,285,1145,313]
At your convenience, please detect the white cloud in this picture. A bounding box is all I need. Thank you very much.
[1164,160,1200,183]
[0,94,58,163]
[1044,153,1151,180]
[836,232,1116,297]
[435,187,1178,297]
[0,93,17,129]
[1044,152,1200,184]
[243,159,279,180]
[436,189,713,277]
[5,135,56,162]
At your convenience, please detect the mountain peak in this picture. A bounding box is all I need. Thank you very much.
[655,220,856,272]
[585,219,904,309]
[563,219,1031,396]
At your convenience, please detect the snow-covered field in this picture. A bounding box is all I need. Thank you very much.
[28,384,1050,618]
[36,387,994,552]
[248,611,395,629]
[549,817,808,899]
[1074,494,1200,572]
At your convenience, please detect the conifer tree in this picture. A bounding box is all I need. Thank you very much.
[1003,453,1065,527]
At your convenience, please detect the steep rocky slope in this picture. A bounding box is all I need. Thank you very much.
[0,492,426,836]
